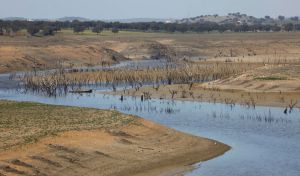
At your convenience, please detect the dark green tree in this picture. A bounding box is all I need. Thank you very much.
[265,15,271,19]
[73,25,85,33]
[72,20,85,33]
[10,22,21,33]
[27,23,40,36]
[0,20,3,35]
[284,23,294,32]
[278,15,285,21]
[291,16,299,22]
[111,27,119,34]
[43,25,55,36]
[92,23,104,34]
[272,25,281,32]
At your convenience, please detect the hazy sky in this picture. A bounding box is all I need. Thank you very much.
[0,0,299,19]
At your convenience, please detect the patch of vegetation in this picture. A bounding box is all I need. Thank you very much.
[0,100,137,152]
[1,15,300,37]
[254,76,287,81]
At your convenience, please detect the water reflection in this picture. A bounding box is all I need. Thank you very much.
[1,89,299,124]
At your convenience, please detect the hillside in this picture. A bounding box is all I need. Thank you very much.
[177,13,299,25]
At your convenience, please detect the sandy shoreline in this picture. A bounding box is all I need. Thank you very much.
[0,101,230,176]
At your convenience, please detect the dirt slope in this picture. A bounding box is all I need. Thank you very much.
[0,101,230,176]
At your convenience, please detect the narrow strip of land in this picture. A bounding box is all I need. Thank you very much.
[106,83,300,108]
[105,64,300,108]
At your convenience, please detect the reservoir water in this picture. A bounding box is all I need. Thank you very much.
[0,89,299,176]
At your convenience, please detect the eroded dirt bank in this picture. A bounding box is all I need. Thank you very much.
[0,101,230,176]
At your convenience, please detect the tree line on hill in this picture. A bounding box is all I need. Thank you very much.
[0,20,300,36]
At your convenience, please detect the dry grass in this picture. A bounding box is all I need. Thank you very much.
[204,63,300,92]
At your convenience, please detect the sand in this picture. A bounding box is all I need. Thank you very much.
[0,119,229,176]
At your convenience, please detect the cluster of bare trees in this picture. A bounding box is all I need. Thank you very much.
[21,62,257,96]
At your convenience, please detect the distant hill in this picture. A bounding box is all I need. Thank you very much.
[1,17,28,21]
[0,16,91,22]
[177,13,299,25]
[105,18,175,23]
[56,17,91,22]
[1,13,299,25]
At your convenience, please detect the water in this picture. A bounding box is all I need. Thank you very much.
[58,59,177,72]
[0,89,299,176]
[0,59,173,90]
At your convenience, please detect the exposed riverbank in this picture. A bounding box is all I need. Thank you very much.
[105,83,300,108]
[0,100,230,176]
